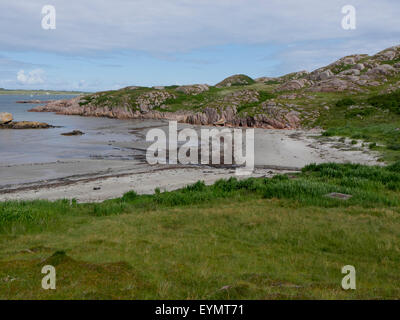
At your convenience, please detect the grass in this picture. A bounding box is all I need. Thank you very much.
[368,90,400,114]
[314,90,400,162]
[1,163,400,299]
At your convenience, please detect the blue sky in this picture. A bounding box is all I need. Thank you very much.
[1,0,399,92]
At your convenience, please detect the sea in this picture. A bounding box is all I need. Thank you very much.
[0,94,143,165]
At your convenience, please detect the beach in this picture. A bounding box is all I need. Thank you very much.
[0,115,381,202]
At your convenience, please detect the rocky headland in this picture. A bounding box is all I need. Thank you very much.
[29,45,400,130]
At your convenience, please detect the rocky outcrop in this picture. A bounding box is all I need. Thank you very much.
[255,76,280,83]
[339,69,360,76]
[0,121,53,129]
[366,64,396,77]
[136,90,174,113]
[373,46,400,61]
[16,100,52,104]
[308,69,334,81]
[276,79,310,91]
[30,94,301,129]
[61,130,85,136]
[308,78,362,93]
[222,89,259,105]
[0,112,13,124]
[27,44,400,130]
[175,84,209,95]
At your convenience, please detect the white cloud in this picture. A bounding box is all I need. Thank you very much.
[0,0,399,55]
[17,69,45,85]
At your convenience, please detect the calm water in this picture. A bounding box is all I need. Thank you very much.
[0,94,142,165]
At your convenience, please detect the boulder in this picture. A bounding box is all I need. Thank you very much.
[339,69,361,76]
[0,112,13,124]
[276,79,309,91]
[367,64,396,76]
[354,63,365,71]
[61,130,84,136]
[343,57,356,65]
[309,69,334,81]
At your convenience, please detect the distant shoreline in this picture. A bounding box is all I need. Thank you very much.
[0,89,87,95]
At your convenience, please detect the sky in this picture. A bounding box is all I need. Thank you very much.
[0,0,399,92]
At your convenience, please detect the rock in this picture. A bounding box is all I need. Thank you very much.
[381,50,396,60]
[255,76,279,83]
[367,64,396,76]
[136,90,175,113]
[175,84,209,95]
[278,70,309,81]
[308,78,361,92]
[0,121,52,129]
[276,79,309,91]
[343,57,356,65]
[309,69,334,81]
[61,130,84,136]
[325,192,352,200]
[213,118,226,126]
[339,69,360,76]
[0,112,13,124]
[15,100,51,104]
[367,81,381,87]
[354,63,365,71]
[278,93,299,100]
[223,89,259,104]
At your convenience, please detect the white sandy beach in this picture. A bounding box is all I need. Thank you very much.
[0,126,381,203]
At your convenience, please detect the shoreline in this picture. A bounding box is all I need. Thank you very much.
[0,125,381,203]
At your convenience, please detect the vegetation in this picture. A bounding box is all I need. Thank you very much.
[368,90,400,114]
[1,162,400,299]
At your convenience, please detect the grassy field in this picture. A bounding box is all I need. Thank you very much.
[1,163,399,299]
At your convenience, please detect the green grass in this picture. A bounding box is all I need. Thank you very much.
[314,90,400,162]
[237,91,276,114]
[1,163,400,299]
[368,90,400,114]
